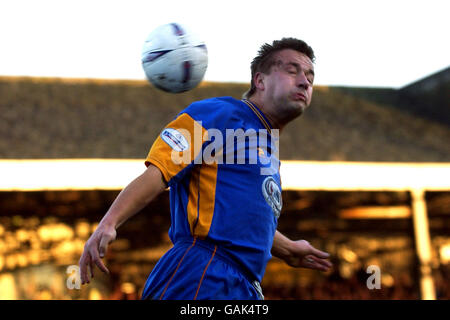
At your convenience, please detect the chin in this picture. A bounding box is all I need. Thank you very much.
[283,103,304,120]
[292,101,307,113]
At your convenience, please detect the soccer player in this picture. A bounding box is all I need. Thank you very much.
[79,38,333,300]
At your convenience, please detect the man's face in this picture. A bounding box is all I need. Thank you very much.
[260,49,314,120]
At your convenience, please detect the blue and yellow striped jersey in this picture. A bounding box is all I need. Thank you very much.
[145,96,282,282]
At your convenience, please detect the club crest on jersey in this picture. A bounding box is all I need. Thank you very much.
[161,128,189,152]
[262,176,282,219]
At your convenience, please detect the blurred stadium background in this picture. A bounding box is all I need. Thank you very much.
[0,66,449,300]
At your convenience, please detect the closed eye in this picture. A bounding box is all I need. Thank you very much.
[278,60,314,83]
[306,70,315,84]
[285,65,299,75]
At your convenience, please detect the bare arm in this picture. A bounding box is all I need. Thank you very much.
[272,230,333,272]
[79,164,167,284]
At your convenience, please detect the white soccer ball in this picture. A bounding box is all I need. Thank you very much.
[141,23,208,93]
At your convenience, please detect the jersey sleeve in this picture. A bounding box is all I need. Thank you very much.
[145,112,208,185]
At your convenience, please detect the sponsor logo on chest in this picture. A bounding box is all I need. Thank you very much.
[262,176,282,219]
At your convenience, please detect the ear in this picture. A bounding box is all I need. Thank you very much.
[254,72,265,91]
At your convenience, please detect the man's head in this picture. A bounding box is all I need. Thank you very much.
[244,38,315,129]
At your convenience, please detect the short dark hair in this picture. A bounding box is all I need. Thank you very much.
[243,38,315,99]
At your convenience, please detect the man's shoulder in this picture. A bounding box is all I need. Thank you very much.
[180,96,246,129]
[187,96,242,112]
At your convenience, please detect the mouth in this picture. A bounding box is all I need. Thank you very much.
[292,92,307,102]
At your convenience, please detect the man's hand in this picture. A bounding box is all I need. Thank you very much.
[78,223,117,284]
[283,239,333,272]
[272,231,332,272]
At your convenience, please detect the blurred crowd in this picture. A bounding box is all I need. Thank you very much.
[264,266,450,300]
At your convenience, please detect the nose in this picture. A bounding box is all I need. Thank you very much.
[296,72,310,90]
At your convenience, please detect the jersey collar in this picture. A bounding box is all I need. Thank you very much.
[241,99,273,134]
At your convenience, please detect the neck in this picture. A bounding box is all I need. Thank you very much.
[247,96,285,132]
